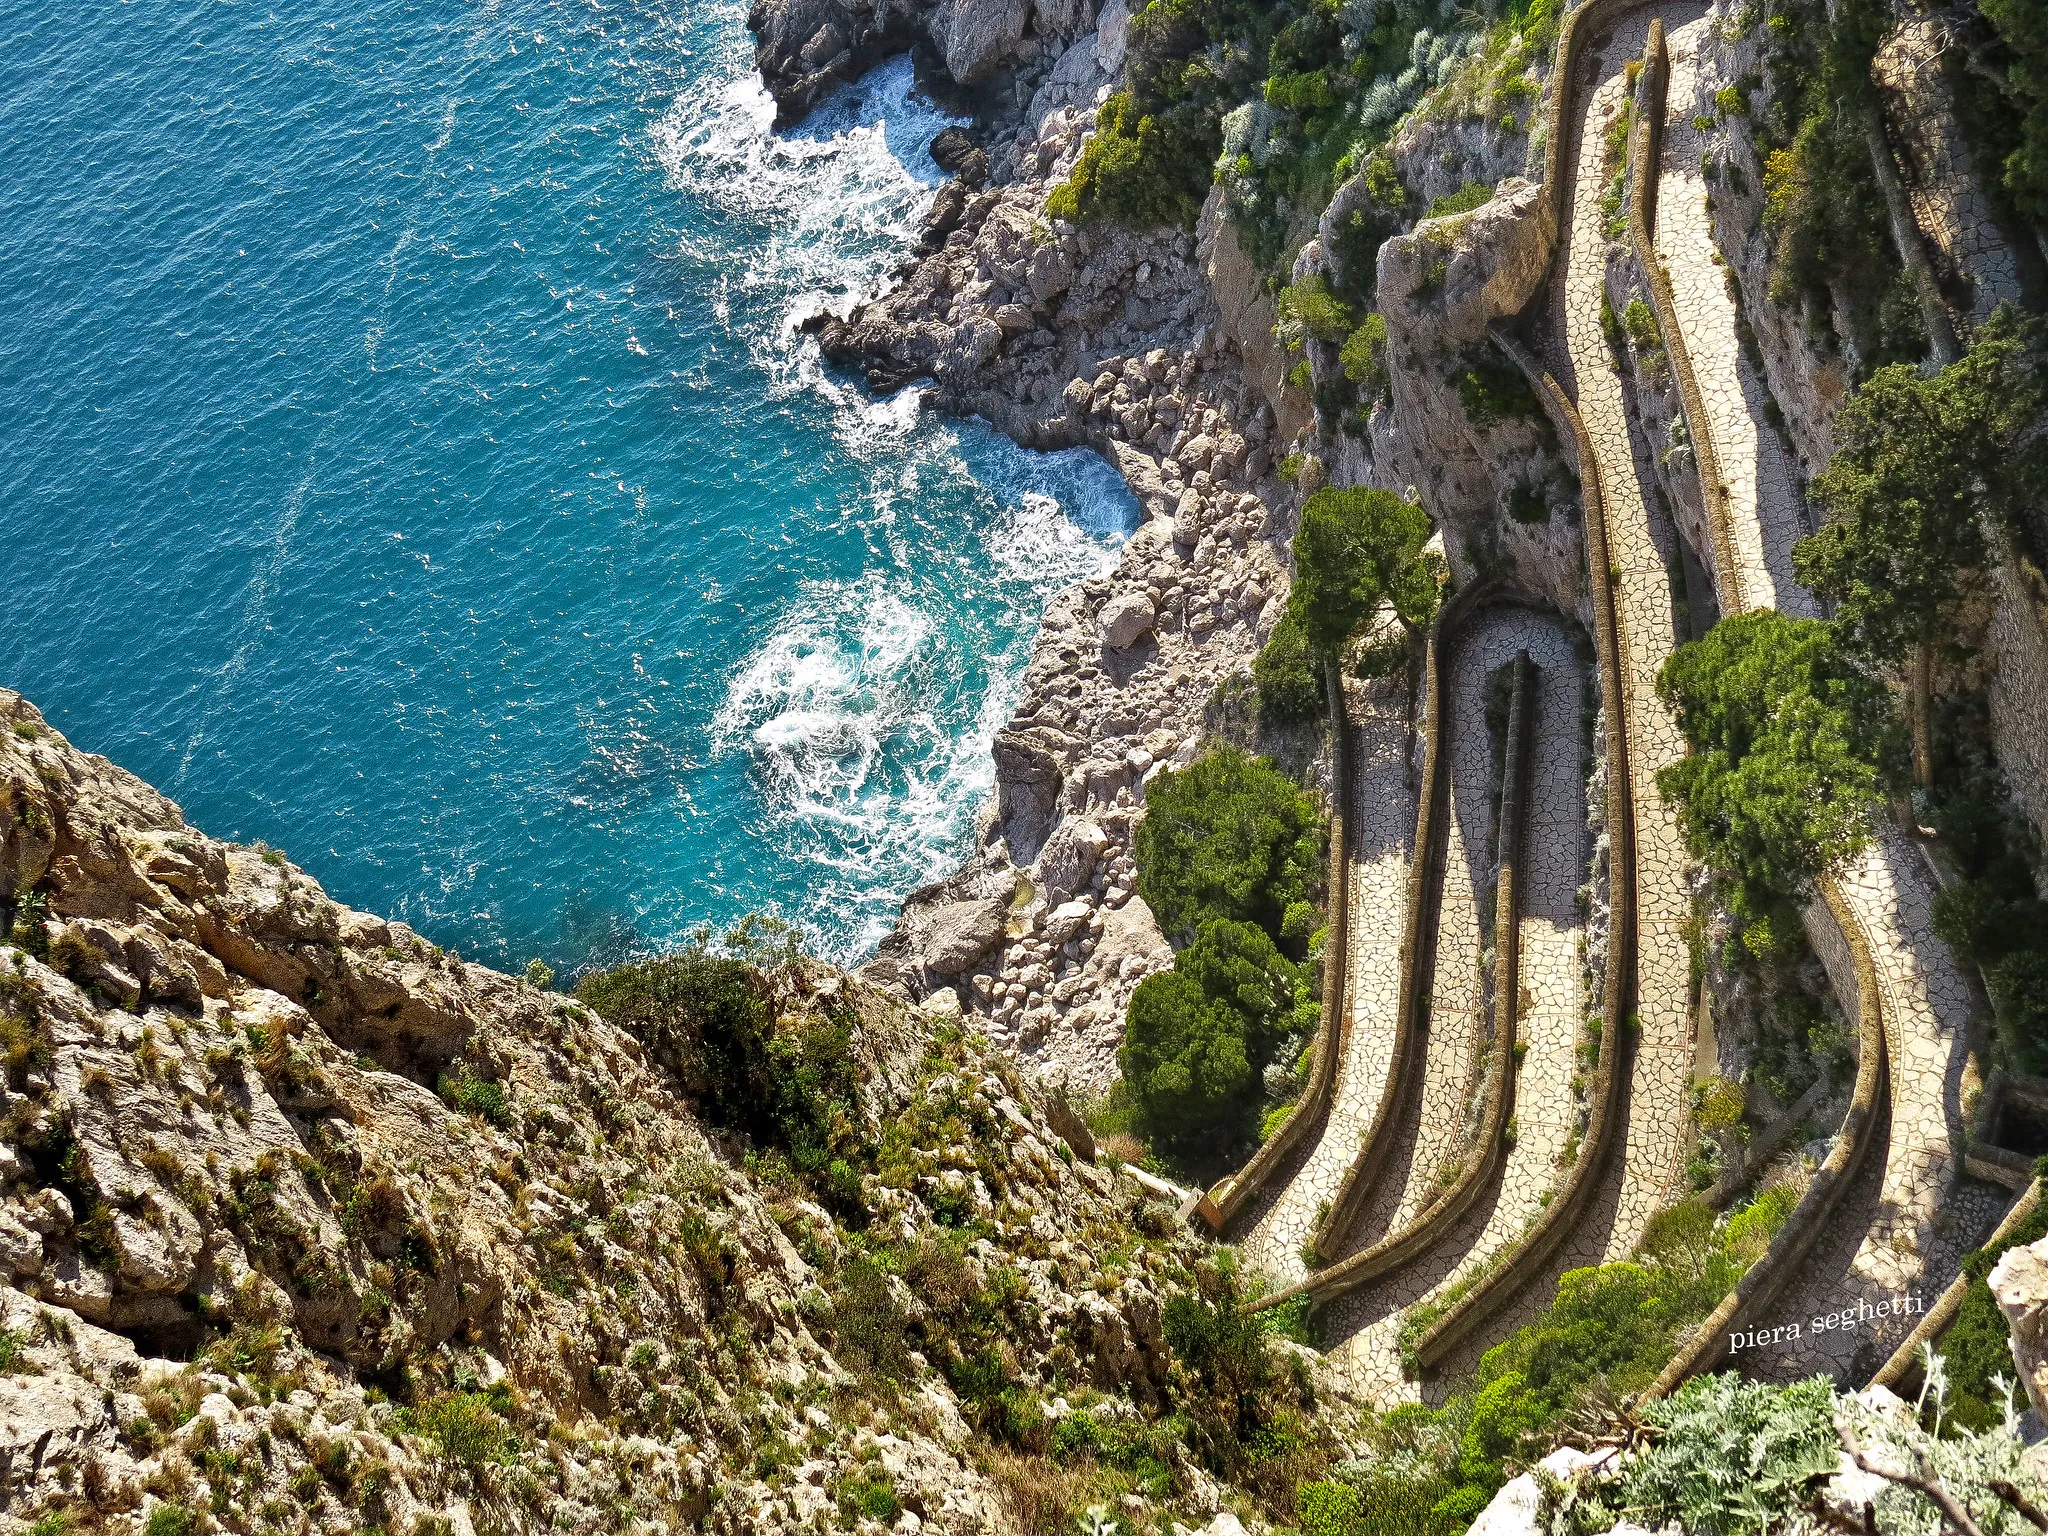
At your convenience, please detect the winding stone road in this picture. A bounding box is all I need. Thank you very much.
[1239,674,1419,1284]
[1642,12,1986,1381]
[1312,605,1590,1400]
[1548,2,1700,1283]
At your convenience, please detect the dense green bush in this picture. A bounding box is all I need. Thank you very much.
[1758,0,1921,366]
[1046,92,1218,228]
[1252,608,1326,722]
[1455,351,1541,430]
[1136,746,1322,946]
[1798,321,2048,666]
[1288,486,1440,654]
[1427,180,1493,217]
[1126,748,1323,1158]
[1277,274,1354,343]
[1981,0,2048,222]
[1992,952,2048,1073]
[1620,1375,1839,1536]
[1940,1186,2048,1431]
[1656,612,1890,939]
[576,945,860,1178]
[1338,313,1388,397]
[1121,919,1312,1154]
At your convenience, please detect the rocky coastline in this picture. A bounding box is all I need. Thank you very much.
[755,0,1589,1095]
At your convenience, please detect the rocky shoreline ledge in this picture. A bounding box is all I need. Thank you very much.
[771,5,1324,1093]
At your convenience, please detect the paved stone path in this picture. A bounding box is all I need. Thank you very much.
[1872,14,2029,326]
[1550,4,1700,1279]
[1650,15,1984,1382]
[1316,606,1589,1399]
[1239,675,1418,1283]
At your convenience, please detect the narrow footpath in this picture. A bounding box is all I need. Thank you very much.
[1238,676,1418,1283]
[1319,605,1589,1399]
[1544,0,1699,1287]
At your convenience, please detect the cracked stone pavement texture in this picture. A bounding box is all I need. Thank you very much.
[1872,14,2027,325]
[1647,14,1982,1381]
[1549,3,1701,1285]
[1305,606,1588,1402]
[1239,675,1418,1283]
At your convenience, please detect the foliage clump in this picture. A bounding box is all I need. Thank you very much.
[1125,748,1323,1162]
[1286,487,1440,654]
[1656,611,1891,953]
[576,931,866,1190]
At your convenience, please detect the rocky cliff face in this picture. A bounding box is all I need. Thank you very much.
[0,690,1305,1534]
[750,0,1109,130]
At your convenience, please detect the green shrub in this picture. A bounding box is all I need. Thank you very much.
[1455,352,1541,430]
[1046,92,1215,228]
[835,1473,901,1524]
[1427,180,1493,217]
[1135,747,1321,946]
[144,1509,197,1536]
[1933,877,2048,966]
[435,1065,509,1128]
[1297,1478,1364,1535]
[1757,0,1915,362]
[1338,314,1388,396]
[1621,1375,1838,1535]
[1940,1188,2048,1431]
[1992,950,2048,1071]
[1288,486,1440,654]
[1655,611,1889,926]
[1982,0,2048,220]
[1277,274,1354,343]
[416,1390,515,1469]
[1253,609,1326,723]
[1120,920,1308,1153]
[1162,1264,1275,1436]
[576,945,860,1179]
[1722,1184,1796,1261]
[1622,298,1660,351]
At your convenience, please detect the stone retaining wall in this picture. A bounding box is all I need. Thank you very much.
[1207,659,1355,1229]
[1411,333,1639,1369]
[1315,582,1498,1252]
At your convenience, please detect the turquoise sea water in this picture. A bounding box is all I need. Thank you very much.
[0,0,1134,970]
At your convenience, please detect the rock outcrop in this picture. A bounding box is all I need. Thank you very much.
[0,690,1313,1533]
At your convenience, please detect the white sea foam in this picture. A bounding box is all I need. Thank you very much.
[655,9,1137,961]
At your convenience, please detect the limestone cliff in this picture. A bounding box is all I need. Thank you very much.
[0,689,1336,1534]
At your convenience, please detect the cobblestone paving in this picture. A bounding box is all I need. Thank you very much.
[1655,50,1819,623]
[1550,5,1700,1275]
[1653,15,1985,1383]
[1319,606,1589,1400]
[1239,676,1419,1284]
[1874,14,2028,325]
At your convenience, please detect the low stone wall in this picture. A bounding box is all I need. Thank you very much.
[1315,581,1497,1252]
[1648,876,1888,1393]
[1207,659,1355,1230]
[1411,334,1639,1370]
[1250,625,1537,1312]
[1869,1178,2043,1393]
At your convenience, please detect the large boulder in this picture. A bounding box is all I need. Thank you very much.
[917,898,1011,974]
[1099,593,1156,650]
[930,0,1030,83]
[1992,1235,2048,1418]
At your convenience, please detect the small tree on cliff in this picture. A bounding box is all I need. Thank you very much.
[1286,486,1441,653]
[1793,311,2048,784]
